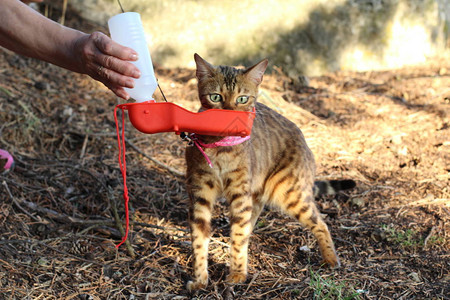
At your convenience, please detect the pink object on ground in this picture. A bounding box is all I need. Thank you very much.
[0,149,14,171]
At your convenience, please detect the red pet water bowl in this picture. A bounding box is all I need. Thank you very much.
[117,101,256,136]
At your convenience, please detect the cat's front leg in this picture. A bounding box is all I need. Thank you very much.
[186,177,218,291]
[227,192,253,285]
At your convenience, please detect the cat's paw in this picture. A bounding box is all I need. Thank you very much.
[226,272,247,284]
[186,279,208,291]
[322,256,341,268]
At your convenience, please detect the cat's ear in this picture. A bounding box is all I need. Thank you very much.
[194,53,215,80]
[244,59,268,85]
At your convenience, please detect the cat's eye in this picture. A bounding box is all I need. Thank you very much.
[208,94,222,102]
[236,96,249,104]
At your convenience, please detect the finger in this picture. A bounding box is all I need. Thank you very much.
[95,63,135,89]
[98,53,141,78]
[102,80,131,100]
[111,87,130,100]
[91,32,138,61]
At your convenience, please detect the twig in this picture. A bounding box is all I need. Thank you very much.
[18,195,185,239]
[243,271,260,295]
[78,224,109,236]
[133,221,188,233]
[55,162,109,190]
[0,85,14,97]
[223,286,235,300]
[17,199,120,238]
[2,180,40,222]
[61,0,68,26]
[111,195,136,258]
[71,131,185,177]
[80,133,89,159]
[423,226,436,248]
[367,255,404,260]
[406,198,450,207]
[14,156,110,191]
[19,199,107,225]
[0,239,103,266]
[124,138,185,177]
[334,237,358,254]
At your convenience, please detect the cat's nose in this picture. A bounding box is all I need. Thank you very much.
[221,105,234,111]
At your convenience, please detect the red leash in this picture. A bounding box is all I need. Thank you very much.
[114,104,130,248]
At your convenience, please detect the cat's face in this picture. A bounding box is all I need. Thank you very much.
[194,54,268,112]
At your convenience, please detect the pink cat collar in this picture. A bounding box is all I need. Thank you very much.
[191,134,250,168]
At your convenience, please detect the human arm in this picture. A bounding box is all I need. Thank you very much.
[0,0,141,99]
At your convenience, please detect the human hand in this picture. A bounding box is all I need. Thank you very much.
[73,31,141,100]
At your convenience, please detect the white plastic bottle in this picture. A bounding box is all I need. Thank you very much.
[108,12,157,102]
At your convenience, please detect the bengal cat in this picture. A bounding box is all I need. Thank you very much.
[185,53,355,291]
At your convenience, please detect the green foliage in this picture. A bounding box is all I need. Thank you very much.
[380,224,425,248]
[427,235,445,246]
[0,86,14,97]
[256,220,266,228]
[18,100,41,132]
[309,269,362,300]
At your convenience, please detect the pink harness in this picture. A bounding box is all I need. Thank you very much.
[190,134,250,168]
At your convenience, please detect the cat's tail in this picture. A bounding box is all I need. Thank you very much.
[314,180,356,197]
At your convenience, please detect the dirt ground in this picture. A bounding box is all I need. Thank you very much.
[0,6,449,300]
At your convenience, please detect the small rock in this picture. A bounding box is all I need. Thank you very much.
[37,257,49,266]
[371,230,387,242]
[408,272,421,282]
[398,146,408,156]
[84,252,94,260]
[391,135,403,145]
[327,110,336,118]
[34,81,49,91]
[103,264,114,279]
[63,106,73,117]
[23,257,32,265]
[351,197,365,207]
[65,186,75,196]
[299,245,311,252]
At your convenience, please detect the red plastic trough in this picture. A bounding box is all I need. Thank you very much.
[117,101,255,136]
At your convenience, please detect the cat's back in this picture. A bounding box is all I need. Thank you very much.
[252,102,307,143]
[250,102,314,174]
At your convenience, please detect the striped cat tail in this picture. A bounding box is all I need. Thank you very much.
[314,180,356,197]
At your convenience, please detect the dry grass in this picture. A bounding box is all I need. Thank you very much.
[0,7,449,300]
